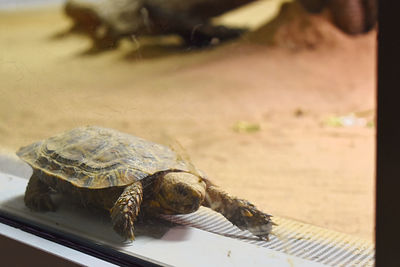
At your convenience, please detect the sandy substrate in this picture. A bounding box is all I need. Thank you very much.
[0,5,376,241]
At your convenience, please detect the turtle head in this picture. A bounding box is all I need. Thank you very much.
[65,0,150,46]
[154,172,206,215]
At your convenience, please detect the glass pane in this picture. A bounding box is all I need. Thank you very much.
[0,0,376,265]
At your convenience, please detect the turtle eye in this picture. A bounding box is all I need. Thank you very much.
[175,183,188,197]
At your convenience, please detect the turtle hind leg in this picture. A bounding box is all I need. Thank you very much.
[111,181,143,241]
[24,172,56,212]
[203,184,274,240]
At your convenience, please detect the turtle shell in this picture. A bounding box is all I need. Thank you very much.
[17,126,191,189]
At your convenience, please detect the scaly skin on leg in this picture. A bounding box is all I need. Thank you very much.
[24,172,56,212]
[202,183,274,240]
[111,181,143,240]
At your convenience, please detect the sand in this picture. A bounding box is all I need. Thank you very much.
[0,5,376,241]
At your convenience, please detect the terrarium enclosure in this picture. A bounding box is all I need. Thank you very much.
[0,0,376,265]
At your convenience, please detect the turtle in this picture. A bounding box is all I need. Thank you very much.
[64,0,253,48]
[17,126,273,240]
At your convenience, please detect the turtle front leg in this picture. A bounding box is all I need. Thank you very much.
[24,172,56,212]
[203,183,274,240]
[111,181,143,240]
[179,24,246,47]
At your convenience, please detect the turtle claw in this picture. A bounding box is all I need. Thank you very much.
[235,202,274,239]
[248,221,274,240]
[111,210,136,240]
[111,201,137,241]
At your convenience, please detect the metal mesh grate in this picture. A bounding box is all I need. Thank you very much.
[163,207,374,267]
